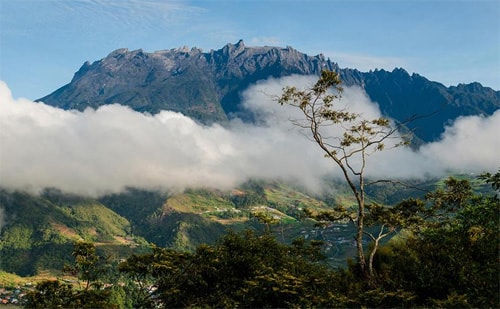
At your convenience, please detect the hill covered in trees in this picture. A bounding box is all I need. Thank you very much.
[21,172,500,308]
[0,179,368,276]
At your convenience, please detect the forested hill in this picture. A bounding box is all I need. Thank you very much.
[0,177,439,276]
[38,40,499,142]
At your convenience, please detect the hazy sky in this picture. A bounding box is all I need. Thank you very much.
[1,0,499,100]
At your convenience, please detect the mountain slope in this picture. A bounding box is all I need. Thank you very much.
[0,182,339,275]
[0,189,148,276]
[340,68,500,141]
[38,41,338,124]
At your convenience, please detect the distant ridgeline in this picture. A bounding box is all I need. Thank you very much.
[38,40,499,143]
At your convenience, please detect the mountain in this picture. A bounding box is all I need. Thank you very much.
[37,40,500,142]
[339,68,500,141]
[38,40,339,124]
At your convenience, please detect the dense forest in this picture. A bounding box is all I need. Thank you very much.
[20,170,500,308]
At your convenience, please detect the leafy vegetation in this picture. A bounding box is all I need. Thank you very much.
[22,171,500,308]
[366,172,500,307]
[25,242,124,308]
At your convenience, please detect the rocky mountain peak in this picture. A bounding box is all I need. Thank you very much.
[221,39,246,56]
[38,41,499,142]
[107,48,130,57]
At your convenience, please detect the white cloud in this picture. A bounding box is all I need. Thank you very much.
[0,78,330,196]
[420,111,500,172]
[0,77,498,197]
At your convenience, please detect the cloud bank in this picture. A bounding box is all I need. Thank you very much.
[1,77,498,197]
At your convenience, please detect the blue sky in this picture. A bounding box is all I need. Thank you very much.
[1,0,499,100]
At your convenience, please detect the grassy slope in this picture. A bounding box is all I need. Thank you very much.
[0,189,148,276]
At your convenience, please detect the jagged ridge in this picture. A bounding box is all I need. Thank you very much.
[38,40,499,142]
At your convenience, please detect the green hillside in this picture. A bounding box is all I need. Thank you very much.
[0,189,149,276]
[2,175,488,277]
[97,184,318,251]
[0,179,420,276]
[17,171,499,309]
[96,181,359,263]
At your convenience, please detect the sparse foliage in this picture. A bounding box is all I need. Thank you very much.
[25,242,114,308]
[63,241,108,290]
[278,70,409,282]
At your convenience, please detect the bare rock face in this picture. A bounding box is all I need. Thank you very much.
[39,40,339,123]
[42,47,224,121]
[38,40,499,142]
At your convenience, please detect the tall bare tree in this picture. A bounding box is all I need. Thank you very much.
[278,70,409,281]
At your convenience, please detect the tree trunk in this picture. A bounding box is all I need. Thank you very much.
[356,200,367,277]
[368,238,379,280]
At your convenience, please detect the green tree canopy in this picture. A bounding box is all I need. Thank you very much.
[120,230,340,308]
[370,172,500,307]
